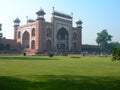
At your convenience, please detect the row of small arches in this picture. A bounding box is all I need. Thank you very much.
[18,28,78,40]
[18,28,35,39]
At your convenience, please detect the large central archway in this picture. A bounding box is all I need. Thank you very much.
[22,31,30,48]
[57,27,69,51]
[57,27,68,40]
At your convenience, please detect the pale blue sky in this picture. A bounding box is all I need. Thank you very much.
[0,0,120,45]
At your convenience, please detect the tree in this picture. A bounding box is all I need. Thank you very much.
[0,23,3,39]
[0,33,2,39]
[96,29,112,53]
[112,48,120,61]
[108,42,120,53]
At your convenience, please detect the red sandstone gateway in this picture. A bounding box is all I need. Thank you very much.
[13,8,82,55]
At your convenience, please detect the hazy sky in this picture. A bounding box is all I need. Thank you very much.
[0,0,120,45]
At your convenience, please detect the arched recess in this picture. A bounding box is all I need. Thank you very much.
[31,28,35,36]
[46,40,52,50]
[73,32,77,40]
[57,27,69,50]
[46,28,52,37]
[22,31,30,48]
[57,27,69,40]
[73,42,77,49]
[31,40,35,49]
[18,31,21,39]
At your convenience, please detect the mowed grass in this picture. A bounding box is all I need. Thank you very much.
[0,55,120,90]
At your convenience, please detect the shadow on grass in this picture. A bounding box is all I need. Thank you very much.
[0,56,59,60]
[0,75,120,90]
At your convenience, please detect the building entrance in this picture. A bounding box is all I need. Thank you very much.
[57,27,69,51]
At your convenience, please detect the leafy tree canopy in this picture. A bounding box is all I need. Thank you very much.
[0,23,3,39]
[96,29,113,53]
[112,48,120,61]
[96,29,112,46]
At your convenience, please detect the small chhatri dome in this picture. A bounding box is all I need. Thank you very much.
[76,19,83,25]
[36,8,46,16]
[13,17,21,27]
[13,17,21,23]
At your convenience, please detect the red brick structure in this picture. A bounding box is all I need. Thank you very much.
[0,38,18,54]
[13,8,82,55]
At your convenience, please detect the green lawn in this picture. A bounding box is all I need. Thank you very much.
[0,55,120,90]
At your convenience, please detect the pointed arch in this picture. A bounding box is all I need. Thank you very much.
[73,42,77,49]
[22,31,30,48]
[46,28,52,37]
[57,27,68,40]
[31,40,35,49]
[73,32,77,40]
[32,28,35,36]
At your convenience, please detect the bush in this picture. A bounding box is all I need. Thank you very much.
[48,54,54,57]
[112,48,120,61]
[23,53,26,56]
[47,51,54,57]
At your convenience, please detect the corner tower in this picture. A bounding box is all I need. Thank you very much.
[36,8,46,21]
[76,19,82,28]
[76,19,83,50]
[13,17,21,40]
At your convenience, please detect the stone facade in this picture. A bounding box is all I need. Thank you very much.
[13,8,82,55]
